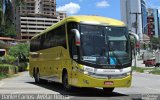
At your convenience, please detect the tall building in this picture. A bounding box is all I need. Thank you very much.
[147,8,159,37]
[120,0,147,41]
[141,0,148,35]
[12,0,66,41]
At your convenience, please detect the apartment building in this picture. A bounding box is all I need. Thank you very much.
[12,0,66,41]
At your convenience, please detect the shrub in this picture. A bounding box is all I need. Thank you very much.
[4,55,16,64]
[0,64,18,74]
[0,55,16,64]
[18,62,28,72]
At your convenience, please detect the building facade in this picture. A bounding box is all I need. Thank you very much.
[12,0,66,41]
[120,0,147,41]
[141,0,148,35]
[147,8,159,37]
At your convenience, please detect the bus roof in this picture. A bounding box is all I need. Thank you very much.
[31,15,126,40]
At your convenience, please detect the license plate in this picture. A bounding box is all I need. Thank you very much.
[104,81,114,85]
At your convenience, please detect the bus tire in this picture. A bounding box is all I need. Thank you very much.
[103,88,114,93]
[34,69,40,83]
[62,73,72,92]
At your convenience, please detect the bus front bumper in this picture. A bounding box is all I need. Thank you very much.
[72,74,132,88]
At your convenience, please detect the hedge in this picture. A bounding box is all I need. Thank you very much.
[0,64,18,75]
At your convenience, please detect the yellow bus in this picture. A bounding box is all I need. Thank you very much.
[29,15,139,93]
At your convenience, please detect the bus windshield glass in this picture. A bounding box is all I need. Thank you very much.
[79,24,131,66]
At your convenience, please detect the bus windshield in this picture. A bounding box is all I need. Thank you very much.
[79,24,131,66]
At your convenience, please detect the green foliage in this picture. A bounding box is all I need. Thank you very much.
[149,68,160,75]
[0,0,16,38]
[150,37,160,49]
[132,67,144,73]
[4,55,16,64]
[18,62,28,72]
[0,64,18,74]
[0,24,16,38]
[0,64,18,80]
[8,43,29,62]
[132,67,160,75]
[4,24,16,38]
[0,73,8,80]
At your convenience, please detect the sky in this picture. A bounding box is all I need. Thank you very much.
[56,0,160,20]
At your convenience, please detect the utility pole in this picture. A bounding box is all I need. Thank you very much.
[130,12,142,67]
[130,12,142,36]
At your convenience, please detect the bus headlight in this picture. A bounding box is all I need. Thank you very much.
[76,65,95,75]
[124,71,131,76]
[83,65,95,75]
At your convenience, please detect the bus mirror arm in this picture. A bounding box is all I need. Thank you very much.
[129,32,140,43]
[71,29,81,46]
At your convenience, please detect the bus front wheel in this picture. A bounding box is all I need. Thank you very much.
[103,88,114,93]
[62,73,72,92]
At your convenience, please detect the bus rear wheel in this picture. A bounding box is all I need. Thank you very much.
[62,73,72,92]
[103,88,114,93]
[34,71,40,83]
[34,70,46,84]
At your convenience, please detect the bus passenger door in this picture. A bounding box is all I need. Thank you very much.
[70,38,79,85]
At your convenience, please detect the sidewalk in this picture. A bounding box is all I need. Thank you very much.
[132,59,145,68]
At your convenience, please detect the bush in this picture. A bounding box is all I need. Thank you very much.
[0,55,16,64]
[18,62,28,72]
[0,73,8,80]
[0,64,18,74]
[4,55,16,64]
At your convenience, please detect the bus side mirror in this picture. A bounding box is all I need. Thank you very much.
[129,31,140,50]
[71,29,81,46]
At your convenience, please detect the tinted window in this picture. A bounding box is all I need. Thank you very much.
[30,24,67,52]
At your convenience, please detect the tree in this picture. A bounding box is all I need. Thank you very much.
[4,23,16,37]
[0,0,25,38]
[8,43,29,62]
[0,0,16,37]
[150,37,160,50]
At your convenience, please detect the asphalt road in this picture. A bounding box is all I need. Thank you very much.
[0,71,160,100]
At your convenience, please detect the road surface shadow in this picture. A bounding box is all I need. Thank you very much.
[27,81,128,97]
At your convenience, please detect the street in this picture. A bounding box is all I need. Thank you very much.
[0,71,160,100]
